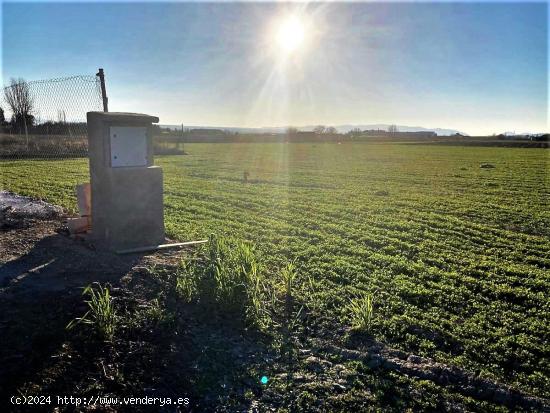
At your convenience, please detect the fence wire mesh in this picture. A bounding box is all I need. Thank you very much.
[1,75,103,159]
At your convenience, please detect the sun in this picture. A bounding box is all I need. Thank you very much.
[276,16,305,53]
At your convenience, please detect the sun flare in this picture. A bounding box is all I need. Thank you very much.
[276,16,305,53]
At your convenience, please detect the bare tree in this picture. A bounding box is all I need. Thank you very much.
[325,126,337,134]
[4,78,34,134]
[387,124,398,134]
[313,125,326,134]
[286,127,298,135]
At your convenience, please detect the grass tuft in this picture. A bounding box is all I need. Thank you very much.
[66,282,117,341]
[176,234,273,330]
[349,292,375,333]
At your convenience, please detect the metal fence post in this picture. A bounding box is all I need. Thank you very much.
[96,68,108,112]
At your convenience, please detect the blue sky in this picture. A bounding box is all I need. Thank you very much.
[2,1,548,135]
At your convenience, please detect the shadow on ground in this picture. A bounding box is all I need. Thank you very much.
[0,218,271,412]
[0,220,143,407]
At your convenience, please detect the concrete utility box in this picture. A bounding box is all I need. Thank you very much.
[87,112,165,251]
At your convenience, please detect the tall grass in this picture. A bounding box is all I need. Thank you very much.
[176,234,273,329]
[67,283,117,341]
[349,292,375,332]
[175,260,199,303]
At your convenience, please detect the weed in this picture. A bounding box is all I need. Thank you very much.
[145,263,161,277]
[279,262,304,386]
[178,234,273,329]
[67,282,117,341]
[144,298,169,325]
[349,292,374,332]
[280,263,301,336]
[176,260,199,303]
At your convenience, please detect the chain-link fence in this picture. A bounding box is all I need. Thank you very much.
[0,74,104,159]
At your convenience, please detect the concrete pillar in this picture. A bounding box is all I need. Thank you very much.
[87,112,165,251]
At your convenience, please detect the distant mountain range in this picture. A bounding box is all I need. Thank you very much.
[161,124,467,136]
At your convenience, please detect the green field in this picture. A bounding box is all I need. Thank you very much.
[2,143,549,407]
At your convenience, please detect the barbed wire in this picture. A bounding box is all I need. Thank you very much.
[0,74,103,159]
